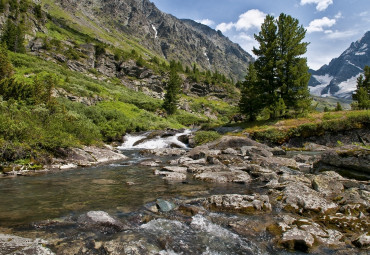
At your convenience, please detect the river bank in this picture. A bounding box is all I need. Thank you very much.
[0,129,369,254]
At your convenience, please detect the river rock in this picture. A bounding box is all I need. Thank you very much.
[187,164,227,174]
[161,166,188,173]
[187,147,221,160]
[83,146,128,163]
[314,148,370,173]
[280,227,315,252]
[78,211,126,233]
[206,135,270,150]
[142,148,186,156]
[311,171,344,198]
[194,170,251,183]
[0,234,54,255]
[154,170,187,181]
[353,233,370,248]
[282,183,338,215]
[156,199,176,212]
[240,146,273,158]
[204,194,271,214]
[140,160,160,167]
[222,148,239,155]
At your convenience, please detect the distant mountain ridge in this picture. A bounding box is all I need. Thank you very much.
[47,0,253,81]
[309,31,370,99]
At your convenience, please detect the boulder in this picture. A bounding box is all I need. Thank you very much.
[206,135,270,150]
[280,227,315,252]
[240,146,273,158]
[194,170,251,183]
[161,166,188,173]
[77,211,126,233]
[311,172,344,198]
[282,183,338,215]
[204,194,271,214]
[156,199,176,212]
[83,146,128,163]
[154,170,187,181]
[353,233,370,248]
[0,234,53,255]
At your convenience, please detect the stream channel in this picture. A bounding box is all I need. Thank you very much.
[0,130,341,254]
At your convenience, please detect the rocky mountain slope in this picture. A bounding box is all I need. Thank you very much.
[43,0,253,81]
[309,31,370,99]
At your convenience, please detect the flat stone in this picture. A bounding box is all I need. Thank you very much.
[161,166,188,173]
[280,227,315,252]
[194,170,251,183]
[156,199,176,212]
[0,234,53,255]
[204,194,271,214]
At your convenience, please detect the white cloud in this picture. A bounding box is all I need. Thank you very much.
[216,22,234,33]
[334,12,342,19]
[306,17,336,33]
[235,9,267,31]
[325,30,358,39]
[216,9,266,33]
[300,0,333,11]
[195,19,215,27]
[359,11,368,17]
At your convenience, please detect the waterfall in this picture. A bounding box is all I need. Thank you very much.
[118,130,191,150]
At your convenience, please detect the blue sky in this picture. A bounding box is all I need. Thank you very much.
[151,0,370,70]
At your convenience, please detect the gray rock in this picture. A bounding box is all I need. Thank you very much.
[282,183,338,214]
[83,146,128,163]
[156,199,176,212]
[154,170,187,181]
[280,227,315,252]
[0,234,54,255]
[240,146,273,158]
[353,233,370,248]
[161,166,188,173]
[311,172,344,198]
[194,170,251,183]
[78,211,126,233]
[204,194,271,213]
[222,148,238,155]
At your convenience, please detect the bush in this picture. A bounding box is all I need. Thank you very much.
[194,131,221,146]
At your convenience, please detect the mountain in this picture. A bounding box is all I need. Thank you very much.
[42,0,253,81]
[309,31,370,99]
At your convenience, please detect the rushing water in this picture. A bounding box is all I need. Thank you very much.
[0,131,344,254]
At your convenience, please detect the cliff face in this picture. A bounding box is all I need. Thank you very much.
[309,31,370,99]
[47,0,253,81]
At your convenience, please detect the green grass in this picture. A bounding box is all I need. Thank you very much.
[193,131,222,146]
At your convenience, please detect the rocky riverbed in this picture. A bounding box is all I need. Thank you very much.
[0,131,369,254]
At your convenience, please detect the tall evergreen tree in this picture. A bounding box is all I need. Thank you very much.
[239,64,263,121]
[352,66,370,109]
[253,14,278,111]
[163,67,182,115]
[276,14,311,113]
[247,13,311,119]
[0,43,14,81]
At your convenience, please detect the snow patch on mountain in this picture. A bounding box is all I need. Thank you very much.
[309,74,333,96]
[151,24,158,38]
[334,74,361,99]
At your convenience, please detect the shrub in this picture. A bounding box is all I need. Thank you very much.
[194,131,221,146]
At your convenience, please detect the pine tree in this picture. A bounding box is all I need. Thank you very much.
[163,67,182,115]
[1,19,26,53]
[352,66,370,109]
[239,64,263,121]
[276,14,311,114]
[0,43,14,81]
[335,102,343,111]
[253,14,279,111]
[250,13,311,119]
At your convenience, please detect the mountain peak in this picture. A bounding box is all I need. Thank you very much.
[309,31,370,99]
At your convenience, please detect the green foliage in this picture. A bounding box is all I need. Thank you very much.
[34,4,43,19]
[250,13,311,120]
[335,102,343,111]
[0,43,14,80]
[1,19,26,53]
[352,66,370,110]
[194,131,221,146]
[239,63,263,121]
[163,67,182,115]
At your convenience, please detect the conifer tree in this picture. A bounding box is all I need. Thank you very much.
[239,64,263,121]
[352,66,370,109]
[163,67,182,115]
[0,43,14,81]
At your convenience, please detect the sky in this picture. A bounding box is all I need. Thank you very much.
[150,0,370,70]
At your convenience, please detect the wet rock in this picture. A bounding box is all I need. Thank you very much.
[280,227,315,252]
[241,146,273,158]
[187,164,227,174]
[0,234,53,255]
[161,166,188,173]
[187,147,221,160]
[156,199,176,212]
[353,233,370,248]
[314,148,370,173]
[222,148,238,155]
[182,158,207,166]
[140,160,160,167]
[304,143,331,151]
[83,146,128,163]
[282,183,338,215]
[204,194,271,214]
[206,135,271,151]
[194,170,251,183]
[142,148,186,156]
[336,188,370,215]
[154,170,187,181]
[178,204,205,216]
[311,171,345,198]
[78,211,126,233]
